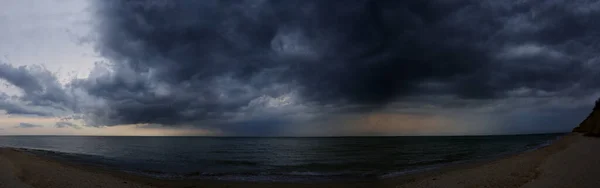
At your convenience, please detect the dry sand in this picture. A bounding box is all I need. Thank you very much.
[0,133,598,188]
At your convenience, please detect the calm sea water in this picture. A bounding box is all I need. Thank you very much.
[0,134,564,182]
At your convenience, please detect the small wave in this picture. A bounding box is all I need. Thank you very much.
[213,160,260,166]
[16,148,103,160]
[141,169,167,174]
[379,166,440,179]
[406,158,450,166]
[286,171,367,177]
[134,170,376,182]
[288,171,338,176]
[521,135,562,153]
[277,162,373,171]
[185,171,371,182]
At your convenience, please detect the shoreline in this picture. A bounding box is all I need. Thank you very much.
[1,134,564,183]
[0,133,595,188]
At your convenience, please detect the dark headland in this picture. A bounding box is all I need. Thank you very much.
[573,98,600,136]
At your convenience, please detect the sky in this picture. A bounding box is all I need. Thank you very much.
[0,0,599,136]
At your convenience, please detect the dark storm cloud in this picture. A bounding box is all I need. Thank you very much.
[14,123,44,128]
[1,0,598,134]
[82,0,600,129]
[0,92,54,116]
[0,104,51,116]
[0,63,74,116]
[93,0,487,105]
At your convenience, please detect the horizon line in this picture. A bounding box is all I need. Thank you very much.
[0,131,569,138]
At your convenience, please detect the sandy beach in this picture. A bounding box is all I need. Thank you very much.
[0,133,598,188]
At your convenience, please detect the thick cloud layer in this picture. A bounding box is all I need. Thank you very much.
[1,0,599,135]
[55,121,82,129]
[14,123,44,129]
[0,63,72,116]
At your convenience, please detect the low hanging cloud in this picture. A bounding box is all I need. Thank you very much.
[0,63,73,117]
[0,100,53,116]
[55,121,82,129]
[0,0,599,135]
[14,123,44,129]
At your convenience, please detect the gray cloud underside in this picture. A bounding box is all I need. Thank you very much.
[0,63,72,116]
[55,121,82,129]
[1,0,599,135]
[14,122,44,128]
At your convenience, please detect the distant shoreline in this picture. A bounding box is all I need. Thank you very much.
[0,133,593,188]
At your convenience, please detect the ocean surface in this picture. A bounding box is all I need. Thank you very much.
[0,134,564,182]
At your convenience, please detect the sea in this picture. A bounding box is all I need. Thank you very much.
[0,133,564,182]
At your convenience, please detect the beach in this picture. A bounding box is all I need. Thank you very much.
[0,133,597,188]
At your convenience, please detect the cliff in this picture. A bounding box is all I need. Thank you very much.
[573,99,600,136]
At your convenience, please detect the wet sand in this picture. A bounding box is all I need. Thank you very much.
[0,133,598,188]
